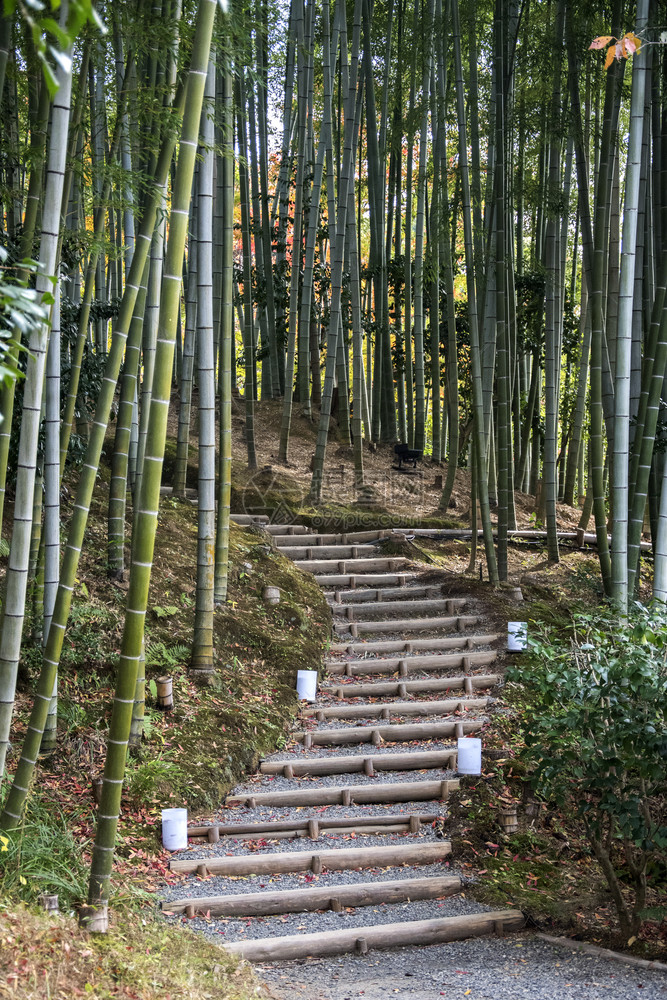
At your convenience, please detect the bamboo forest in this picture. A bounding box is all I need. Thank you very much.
[0,0,666,994]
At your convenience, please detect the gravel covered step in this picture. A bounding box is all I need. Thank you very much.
[326,650,495,675]
[297,719,483,746]
[326,585,443,604]
[169,840,452,876]
[333,614,482,636]
[263,524,312,535]
[162,875,463,918]
[295,557,410,574]
[260,748,458,777]
[328,633,499,655]
[273,530,390,547]
[314,572,419,587]
[302,696,490,721]
[282,544,378,560]
[225,777,459,808]
[323,674,499,699]
[331,598,460,618]
[224,908,525,962]
[188,812,440,841]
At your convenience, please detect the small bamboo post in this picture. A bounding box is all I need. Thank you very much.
[263,586,280,605]
[156,676,173,710]
[79,903,109,933]
[38,893,59,913]
[499,806,519,834]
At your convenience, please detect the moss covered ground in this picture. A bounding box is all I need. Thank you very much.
[0,473,330,997]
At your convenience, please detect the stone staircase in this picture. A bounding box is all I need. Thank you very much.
[162,516,524,962]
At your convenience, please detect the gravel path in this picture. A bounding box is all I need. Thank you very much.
[258,933,667,999]
[157,538,664,999]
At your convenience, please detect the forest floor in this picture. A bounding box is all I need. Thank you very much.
[0,399,665,998]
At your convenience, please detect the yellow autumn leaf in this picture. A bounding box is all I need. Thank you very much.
[625,31,642,53]
[589,35,613,50]
[604,44,616,70]
[0,834,8,852]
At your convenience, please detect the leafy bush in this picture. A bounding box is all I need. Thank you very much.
[509,603,667,939]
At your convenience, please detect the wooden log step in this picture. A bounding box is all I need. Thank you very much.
[282,544,377,560]
[273,530,389,547]
[230,514,270,524]
[325,585,442,604]
[260,749,458,777]
[273,533,342,546]
[224,908,525,961]
[264,524,311,535]
[225,777,459,808]
[302,697,490,721]
[188,813,439,839]
[295,557,410,574]
[162,874,462,918]
[328,633,500,656]
[322,673,500,699]
[325,650,497,676]
[169,840,452,875]
[297,719,482,746]
[314,573,419,588]
[333,615,481,636]
[332,598,461,618]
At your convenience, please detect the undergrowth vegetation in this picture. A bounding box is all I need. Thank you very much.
[510,603,667,941]
[0,905,262,999]
[0,486,329,955]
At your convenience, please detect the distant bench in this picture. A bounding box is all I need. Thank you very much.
[393,443,422,471]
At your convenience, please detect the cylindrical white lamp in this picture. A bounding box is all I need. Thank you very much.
[296,669,318,702]
[457,737,482,775]
[162,807,188,851]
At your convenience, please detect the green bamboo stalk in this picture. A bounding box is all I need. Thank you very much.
[236,67,258,471]
[542,0,565,566]
[0,9,73,780]
[437,10,459,509]
[412,0,433,455]
[86,0,216,911]
[0,79,51,540]
[214,45,234,605]
[348,180,365,489]
[107,271,149,579]
[41,281,61,753]
[278,0,307,461]
[191,59,216,673]
[59,90,129,473]
[172,198,198,497]
[450,0,498,585]
[0,82,187,828]
[310,0,363,501]
[494,0,511,580]
[610,0,649,609]
[255,0,280,399]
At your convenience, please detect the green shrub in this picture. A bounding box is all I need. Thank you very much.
[509,603,667,940]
